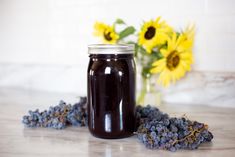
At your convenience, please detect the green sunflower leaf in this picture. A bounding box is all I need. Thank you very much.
[152,50,163,59]
[126,41,135,44]
[119,26,136,40]
[115,18,125,24]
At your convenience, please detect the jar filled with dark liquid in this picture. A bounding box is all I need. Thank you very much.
[87,44,136,139]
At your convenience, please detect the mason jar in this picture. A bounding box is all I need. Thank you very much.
[87,44,136,139]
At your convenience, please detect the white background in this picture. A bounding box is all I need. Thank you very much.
[1,0,235,71]
[0,0,235,106]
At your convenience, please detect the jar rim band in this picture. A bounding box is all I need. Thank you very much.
[88,44,134,54]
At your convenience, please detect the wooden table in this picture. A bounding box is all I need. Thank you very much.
[0,88,235,157]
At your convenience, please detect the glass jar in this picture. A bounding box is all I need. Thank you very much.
[87,44,136,139]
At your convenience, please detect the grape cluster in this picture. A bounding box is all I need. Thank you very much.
[22,97,87,129]
[135,105,213,151]
[22,98,214,151]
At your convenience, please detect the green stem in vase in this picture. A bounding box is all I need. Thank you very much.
[137,74,151,105]
[137,77,147,105]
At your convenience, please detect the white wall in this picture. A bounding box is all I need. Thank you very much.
[1,0,235,71]
[0,0,235,106]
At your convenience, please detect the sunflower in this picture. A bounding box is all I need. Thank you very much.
[93,22,119,44]
[138,17,172,53]
[150,32,194,87]
[180,24,195,50]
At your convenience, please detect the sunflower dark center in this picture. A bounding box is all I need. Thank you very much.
[104,31,112,41]
[144,26,156,40]
[167,51,180,70]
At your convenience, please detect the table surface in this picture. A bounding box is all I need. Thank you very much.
[0,88,235,157]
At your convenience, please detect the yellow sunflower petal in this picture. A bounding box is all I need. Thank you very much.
[151,63,166,74]
[152,58,166,66]
[160,49,169,57]
[157,69,170,87]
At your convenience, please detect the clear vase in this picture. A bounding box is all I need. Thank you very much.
[137,75,162,106]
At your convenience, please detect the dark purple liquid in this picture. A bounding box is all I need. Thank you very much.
[87,54,136,139]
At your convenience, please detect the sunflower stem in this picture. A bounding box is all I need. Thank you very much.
[137,77,147,106]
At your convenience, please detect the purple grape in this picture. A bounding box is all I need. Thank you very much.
[22,98,214,152]
[22,97,87,129]
[135,105,213,151]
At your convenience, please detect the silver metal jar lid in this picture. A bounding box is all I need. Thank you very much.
[88,44,134,54]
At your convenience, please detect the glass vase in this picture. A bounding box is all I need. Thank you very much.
[137,75,162,106]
